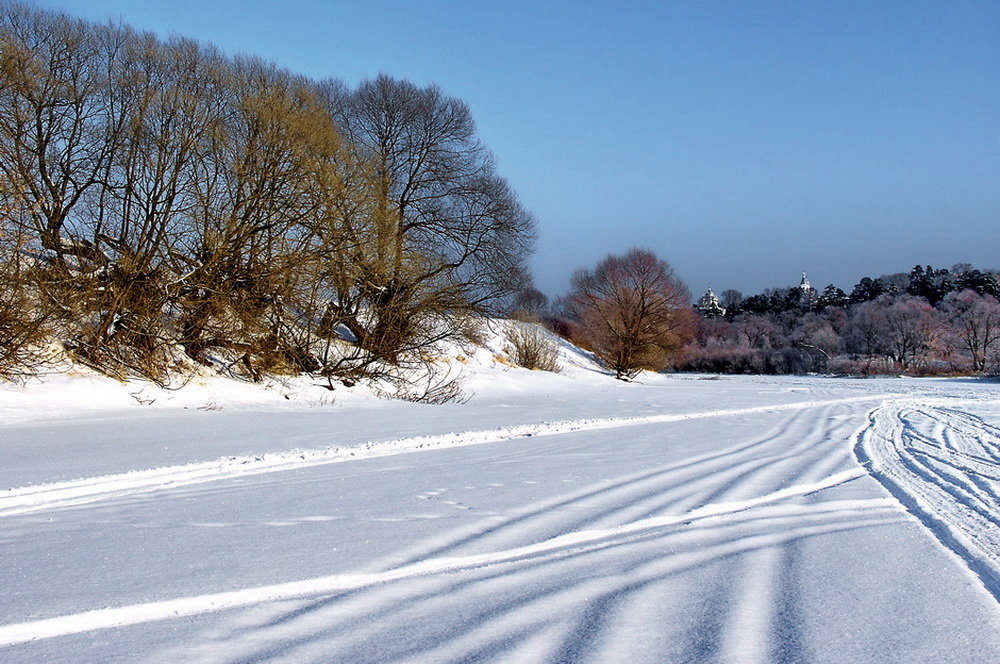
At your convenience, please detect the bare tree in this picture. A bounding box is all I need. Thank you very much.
[719,289,743,312]
[790,311,843,371]
[511,286,549,321]
[941,290,1000,372]
[882,296,942,370]
[319,75,535,362]
[170,59,351,377]
[733,314,781,350]
[68,33,232,379]
[0,214,51,377]
[0,5,536,395]
[0,6,183,378]
[849,295,940,371]
[0,4,125,269]
[570,248,692,379]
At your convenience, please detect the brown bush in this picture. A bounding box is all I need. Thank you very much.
[0,236,49,378]
[504,322,560,372]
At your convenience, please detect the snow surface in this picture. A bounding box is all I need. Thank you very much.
[1,340,998,663]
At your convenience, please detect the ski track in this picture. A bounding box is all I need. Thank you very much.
[145,502,902,664]
[0,394,892,518]
[854,401,1000,600]
[0,471,889,649]
[380,402,862,569]
[2,390,998,661]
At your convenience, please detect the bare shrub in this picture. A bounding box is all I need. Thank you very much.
[369,353,466,404]
[458,315,488,348]
[505,322,560,372]
[390,366,465,404]
[311,313,470,403]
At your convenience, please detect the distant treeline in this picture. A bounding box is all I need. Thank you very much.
[679,265,1000,375]
[0,2,534,396]
[520,258,1000,379]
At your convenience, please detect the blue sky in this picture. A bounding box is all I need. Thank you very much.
[40,1,1000,298]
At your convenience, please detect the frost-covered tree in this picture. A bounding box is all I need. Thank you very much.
[849,295,941,370]
[940,290,1000,372]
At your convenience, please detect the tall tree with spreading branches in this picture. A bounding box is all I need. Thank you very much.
[319,75,535,362]
[570,248,692,379]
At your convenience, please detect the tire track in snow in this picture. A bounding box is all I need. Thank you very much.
[0,395,892,518]
[386,406,856,566]
[382,402,861,569]
[854,401,1000,601]
[148,395,994,664]
[922,408,1000,463]
[0,469,882,648]
[158,500,899,664]
[718,547,781,664]
[388,408,824,564]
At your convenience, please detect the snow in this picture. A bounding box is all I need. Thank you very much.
[0,339,998,662]
[855,400,1000,595]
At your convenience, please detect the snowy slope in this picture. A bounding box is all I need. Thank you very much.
[1,335,998,663]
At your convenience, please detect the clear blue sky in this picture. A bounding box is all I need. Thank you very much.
[40,0,1000,298]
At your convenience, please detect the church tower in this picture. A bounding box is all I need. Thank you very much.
[798,272,818,308]
[696,286,726,318]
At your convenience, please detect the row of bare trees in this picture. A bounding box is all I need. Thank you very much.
[0,3,534,391]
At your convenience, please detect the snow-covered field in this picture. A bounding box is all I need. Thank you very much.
[1,345,998,663]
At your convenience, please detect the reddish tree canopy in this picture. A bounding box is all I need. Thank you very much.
[570,248,692,379]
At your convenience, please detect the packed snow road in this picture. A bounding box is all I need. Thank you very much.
[0,374,998,663]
